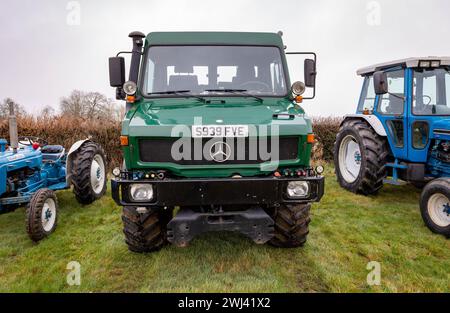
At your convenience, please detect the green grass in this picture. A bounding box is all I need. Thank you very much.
[0,167,449,293]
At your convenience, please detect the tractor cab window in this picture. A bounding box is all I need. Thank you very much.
[413,68,450,115]
[412,121,429,149]
[377,70,405,115]
[357,76,376,112]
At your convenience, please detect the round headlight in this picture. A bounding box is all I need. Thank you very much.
[112,167,121,177]
[287,181,310,199]
[291,81,306,96]
[123,81,137,95]
[315,165,324,175]
[129,184,153,202]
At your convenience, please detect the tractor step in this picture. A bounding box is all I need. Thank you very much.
[167,208,274,247]
[383,178,407,186]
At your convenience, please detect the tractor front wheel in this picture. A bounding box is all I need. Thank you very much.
[71,142,107,205]
[420,178,450,238]
[334,119,388,195]
[26,189,59,242]
[268,203,311,248]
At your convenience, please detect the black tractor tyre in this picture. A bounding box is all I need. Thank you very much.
[410,181,427,189]
[269,203,311,248]
[334,119,388,195]
[71,141,107,205]
[26,189,59,242]
[122,206,173,253]
[419,179,450,238]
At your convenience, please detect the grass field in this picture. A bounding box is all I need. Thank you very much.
[0,167,448,293]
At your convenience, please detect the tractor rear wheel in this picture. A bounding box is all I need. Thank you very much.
[122,206,173,253]
[268,203,310,248]
[420,178,450,238]
[334,119,388,195]
[71,142,107,205]
[26,188,59,242]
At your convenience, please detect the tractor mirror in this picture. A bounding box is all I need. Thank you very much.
[304,59,317,88]
[109,57,126,87]
[373,71,388,95]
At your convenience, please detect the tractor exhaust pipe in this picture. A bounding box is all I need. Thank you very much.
[8,102,18,153]
[128,31,145,84]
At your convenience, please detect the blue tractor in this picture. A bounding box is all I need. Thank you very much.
[0,103,107,241]
[334,57,450,237]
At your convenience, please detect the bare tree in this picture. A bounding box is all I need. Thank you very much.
[60,90,118,121]
[40,105,55,117]
[0,98,27,119]
[60,90,85,118]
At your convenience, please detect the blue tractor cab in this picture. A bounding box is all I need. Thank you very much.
[334,57,450,237]
[0,104,107,241]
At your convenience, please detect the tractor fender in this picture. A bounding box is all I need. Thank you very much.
[341,114,387,137]
[66,139,92,185]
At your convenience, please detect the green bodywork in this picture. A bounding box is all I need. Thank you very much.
[122,32,314,178]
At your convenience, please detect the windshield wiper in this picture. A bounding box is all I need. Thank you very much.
[148,90,206,103]
[204,89,263,103]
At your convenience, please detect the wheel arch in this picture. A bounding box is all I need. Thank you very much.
[341,114,387,137]
[66,138,92,186]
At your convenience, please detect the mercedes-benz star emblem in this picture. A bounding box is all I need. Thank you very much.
[210,141,232,163]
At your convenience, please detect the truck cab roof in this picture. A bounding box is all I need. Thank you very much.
[145,32,284,48]
[357,57,450,76]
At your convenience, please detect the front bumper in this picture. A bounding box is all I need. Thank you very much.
[111,174,324,207]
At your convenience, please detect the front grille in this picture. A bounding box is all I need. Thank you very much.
[138,137,299,165]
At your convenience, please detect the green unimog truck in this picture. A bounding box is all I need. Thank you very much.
[109,31,324,253]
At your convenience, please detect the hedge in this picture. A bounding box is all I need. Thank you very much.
[0,116,342,169]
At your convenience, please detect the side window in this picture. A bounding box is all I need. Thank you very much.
[412,121,429,150]
[386,120,404,148]
[357,77,376,112]
[377,70,405,115]
[413,69,450,115]
[446,73,450,106]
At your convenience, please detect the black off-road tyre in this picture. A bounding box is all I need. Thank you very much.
[269,203,311,248]
[71,141,107,205]
[419,179,450,238]
[26,189,59,242]
[122,206,173,253]
[334,119,388,195]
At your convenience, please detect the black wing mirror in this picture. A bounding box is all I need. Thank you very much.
[304,59,317,88]
[373,71,388,95]
[109,57,125,87]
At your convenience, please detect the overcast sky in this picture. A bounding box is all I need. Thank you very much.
[1,0,449,117]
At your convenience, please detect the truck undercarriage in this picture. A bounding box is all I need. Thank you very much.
[112,171,324,247]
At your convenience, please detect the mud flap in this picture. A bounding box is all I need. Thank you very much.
[167,208,274,247]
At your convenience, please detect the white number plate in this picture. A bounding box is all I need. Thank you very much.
[192,125,249,138]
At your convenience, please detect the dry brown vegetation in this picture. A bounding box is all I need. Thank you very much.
[0,116,342,169]
[0,116,121,168]
[312,117,343,162]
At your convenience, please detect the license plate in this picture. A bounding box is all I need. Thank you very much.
[192,125,249,138]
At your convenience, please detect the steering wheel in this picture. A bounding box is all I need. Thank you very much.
[240,81,271,92]
[423,95,432,105]
[18,136,49,147]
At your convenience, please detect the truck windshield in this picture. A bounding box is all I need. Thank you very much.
[142,46,287,97]
[413,68,450,115]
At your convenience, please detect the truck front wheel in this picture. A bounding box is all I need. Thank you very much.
[122,206,173,253]
[269,203,311,248]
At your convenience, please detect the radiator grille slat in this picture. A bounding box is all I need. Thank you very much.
[138,137,299,165]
